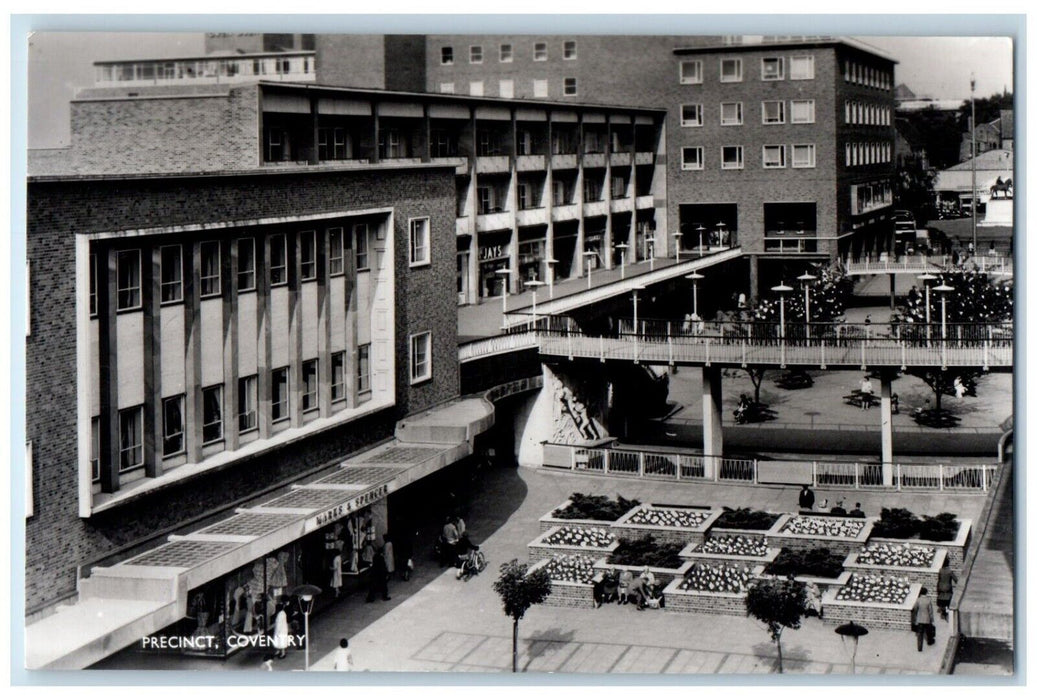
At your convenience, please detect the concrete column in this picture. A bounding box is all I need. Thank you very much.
[879,372,894,485]
[889,273,896,310]
[701,366,724,478]
[97,245,119,493]
[748,254,760,304]
[222,238,240,452]
[143,245,162,477]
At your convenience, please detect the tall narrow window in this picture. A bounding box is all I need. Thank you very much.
[237,238,256,291]
[269,234,288,285]
[91,416,100,482]
[563,78,577,96]
[89,253,97,316]
[302,359,318,412]
[440,46,453,65]
[533,79,548,97]
[238,375,257,432]
[331,351,346,402]
[355,224,369,270]
[200,241,221,297]
[162,395,185,456]
[469,45,483,64]
[534,42,547,61]
[160,245,183,303]
[271,367,289,422]
[409,332,432,384]
[300,230,317,281]
[328,228,344,275]
[499,79,514,98]
[409,217,431,266]
[499,44,513,62]
[563,40,577,60]
[116,250,141,310]
[202,385,223,443]
[681,104,703,127]
[118,406,144,471]
[358,343,371,394]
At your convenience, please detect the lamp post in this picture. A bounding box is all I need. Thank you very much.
[291,583,323,672]
[798,272,817,341]
[674,231,683,262]
[615,243,629,279]
[695,225,706,256]
[496,267,511,313]
[771,282,793,340]
[545,257,558,298]
[685,271,704,318]
[632,283,646,337]
[918,273,937,342]
[716,221,727,249]
[648,236,656,271]
[583,251,597,289]
[835,621,869,675]
[970,74,977,255]
[525,279,545,328]
[935,283,954,348]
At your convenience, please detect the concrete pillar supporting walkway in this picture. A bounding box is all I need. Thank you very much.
[702,366,723,478]
[890,272,897,309]
[880,370,895,485]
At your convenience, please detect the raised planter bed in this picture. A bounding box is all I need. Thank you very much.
[680,535,781,568]
[662,562,762,616]
[844,543,947,591]
[527,555,597,610]
[822,574,921,630]
[768,514,873,556]
[592,557,693,588]
[527,525,619,563]
[868,518,972,574]
[539,499,618,534]
[611,504,721,547]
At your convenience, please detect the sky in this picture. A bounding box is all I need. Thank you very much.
[25,32,1014,149]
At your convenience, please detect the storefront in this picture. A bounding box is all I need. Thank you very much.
[584,231,604,271]
[518,230,546,283]
[477,233,512,298]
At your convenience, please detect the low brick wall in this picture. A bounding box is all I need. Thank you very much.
[767,514,874,556]
[611,505,721,547]
[843,549,946,592]
[680,541,781,568]
[822,583,921,631]
[527,526,619,563]
[527,558,596,610]
[592,558,692,588]
[868,519,971,574]
[661,578,748,616]
[539,500,617,534]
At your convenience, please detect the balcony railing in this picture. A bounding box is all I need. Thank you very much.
[475,156,510,174]
[551,154,578,170]
[551,203,580,221]
[610,152,632,166]
[583,200,608,217]
[635,151,655,165]
[515,155,546,171]
[583,153,606,168]
[516,208,548,227]
[844,254,1013,276]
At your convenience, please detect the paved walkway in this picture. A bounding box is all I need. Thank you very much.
[97,465,988,674]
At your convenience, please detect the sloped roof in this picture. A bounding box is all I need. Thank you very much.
[947,149,1013,171]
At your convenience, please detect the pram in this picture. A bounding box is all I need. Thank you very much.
[455,536,486,580]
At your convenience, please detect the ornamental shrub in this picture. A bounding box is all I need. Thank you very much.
[917,513,960,542]
[871,508,959,541]
[554,493,640,522]
[714,507,780,531]
[765,548,844,579]
[608,535,684,569]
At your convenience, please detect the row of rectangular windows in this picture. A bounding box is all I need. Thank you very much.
[679,55,815,84]
[681,143,816,170]
[681,99,816,127]
[92,219,431,314]
[441,40,577,65]
[93,348,372,479]
[844,60,891,90]
[845,142,893,167]
[845,101,892,126]
[440,77,577,98]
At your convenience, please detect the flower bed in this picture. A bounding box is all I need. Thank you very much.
[763,547,845,580]
[540,554,597,584]
[767,514,872,555]
[527,557,596,610]
[711,508,781,531]
[868,518,972,573]
[844,544,947,590]
[539,498,627,534]
[611,504,720,547]
[680,536,781,568]
[527,526,619,563]
[822,575,921,630]
[661,564,762,616]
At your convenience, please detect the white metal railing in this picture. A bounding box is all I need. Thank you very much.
[844,254,1013,276]
[458,332,538,362]
[548,443,996,492]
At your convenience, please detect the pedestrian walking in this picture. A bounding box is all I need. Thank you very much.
[859,376,874,410]
[382,535,396,579]
[798,484,816,511]
[272,603,290,659]
[332,638,354,671]
[937,564,959,620]
[911,587,936,651]
[329,541,343,599]
[366,545,391,602]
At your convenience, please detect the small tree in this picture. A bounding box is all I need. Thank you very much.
[746,366,767,405]
[745,578,807,673]
[753,265,855,325]
[492,559,552,672]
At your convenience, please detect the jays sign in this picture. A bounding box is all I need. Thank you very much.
[304,484,390,533]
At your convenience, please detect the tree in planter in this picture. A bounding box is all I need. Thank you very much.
[492,559,553,672]
[753,265,856,327]
[745,578,807,674]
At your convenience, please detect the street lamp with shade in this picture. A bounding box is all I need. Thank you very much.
[631,283,646,336]
[695,225,706,256]
[525,279,546,329]
[291,583,323,671]
[583,251,597,289]
[545,257,559,298]
[918,273,938,342]
[934,283,954,345]
[615,243,629,279]
[647,236,656,271]
[496,267,511,313]
[771,282,793,340]
[674,231,683,262]
[716,221,727,249]
[835,621,869,675]
[685,271,704,318]
[797,272,817,340]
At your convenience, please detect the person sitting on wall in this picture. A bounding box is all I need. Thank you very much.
[830,499,848,516]
[848,503,866,518]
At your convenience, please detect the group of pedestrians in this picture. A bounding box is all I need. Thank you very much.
[911,565,960,652]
